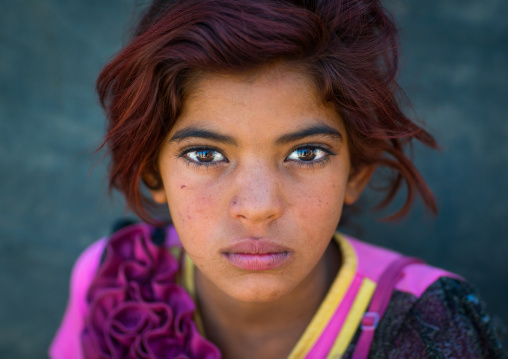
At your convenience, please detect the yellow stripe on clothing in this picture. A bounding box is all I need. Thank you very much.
[287,234,358,359]
[326,278,376,358]
[183,252,195,297]
[179,233,365,355]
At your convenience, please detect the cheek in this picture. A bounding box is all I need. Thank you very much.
[166,185,215,260]
[292,177,345,220]
[169,183,216,224]
[164,171,226,246]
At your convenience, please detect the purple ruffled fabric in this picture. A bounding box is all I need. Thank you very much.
[81,224,221,359]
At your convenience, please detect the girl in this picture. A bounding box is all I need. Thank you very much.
[50,0,506,358]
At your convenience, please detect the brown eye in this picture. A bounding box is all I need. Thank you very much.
[296,148,316,161]
[196,150,215,162]
[286,146,328,162]
[185,149,226,164]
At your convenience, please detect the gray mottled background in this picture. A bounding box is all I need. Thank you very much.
[0,0,507,357]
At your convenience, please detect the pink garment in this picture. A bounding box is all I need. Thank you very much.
[49,229,461,359]
[49,238,107,359]
[50,224,220,359]
[303,235,461,359]
[348,237,462,297]
[305,275,364,358]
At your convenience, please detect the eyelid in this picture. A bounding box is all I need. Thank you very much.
[285,144,335,158]
[177,143,335,169]
[178,146,229,167]
[284,144,336,168]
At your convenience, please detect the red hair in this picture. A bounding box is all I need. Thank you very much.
[97,0,437,222]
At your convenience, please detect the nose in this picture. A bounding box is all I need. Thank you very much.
[229,162,283,225]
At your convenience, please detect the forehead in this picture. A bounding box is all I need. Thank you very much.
[187,65,316,105]
[174,65,346,139]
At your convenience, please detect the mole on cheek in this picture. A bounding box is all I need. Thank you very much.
[180,185,187,189]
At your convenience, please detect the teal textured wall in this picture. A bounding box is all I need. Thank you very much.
[0,0,506,356]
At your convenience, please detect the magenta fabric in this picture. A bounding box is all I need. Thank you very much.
[49,224,220,359]
[300,237,463,359]
[353,256,425,359]
[304,274,363,359]
[49,237,107,359]
[347,237,462,297]
[50,229,464,359]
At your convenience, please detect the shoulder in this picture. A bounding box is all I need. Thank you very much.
[51,222,221,359]
[375,277,506,358]
[49,237,107,359]
[337,235,507,358]
[49,222,178,358]
[340,234,461,297]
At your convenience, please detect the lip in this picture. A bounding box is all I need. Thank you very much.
[222,239,291,271]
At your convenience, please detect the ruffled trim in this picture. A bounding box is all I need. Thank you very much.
[81,223,221,359]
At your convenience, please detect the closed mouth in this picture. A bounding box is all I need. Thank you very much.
[221,239,291,271]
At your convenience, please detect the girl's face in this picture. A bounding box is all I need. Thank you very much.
[150,65,371,303]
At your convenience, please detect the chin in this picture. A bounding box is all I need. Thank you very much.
[223,279,292,303]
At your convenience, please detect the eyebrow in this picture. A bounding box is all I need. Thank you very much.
[169,128,237,145]
[168,123,343,145]
[275,123,343,145]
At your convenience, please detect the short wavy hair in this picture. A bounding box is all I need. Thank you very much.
[97,0,437,222]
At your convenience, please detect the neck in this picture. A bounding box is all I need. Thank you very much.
[194,240,341,359]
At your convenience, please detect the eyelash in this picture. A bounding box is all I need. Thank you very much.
[177,145,335,169]
[177,146,228,169]
[285,145,335,168]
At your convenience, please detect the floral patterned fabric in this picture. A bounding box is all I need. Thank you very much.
[344,277,507,358]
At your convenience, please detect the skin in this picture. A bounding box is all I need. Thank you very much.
[149,64,373,359]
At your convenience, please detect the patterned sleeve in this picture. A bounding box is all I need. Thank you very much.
[344,277,506,358]
[372,277,506,358]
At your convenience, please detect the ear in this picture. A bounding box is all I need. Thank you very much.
[344,165,376,205]
[149,187,168,204]
[143,172,168,204]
